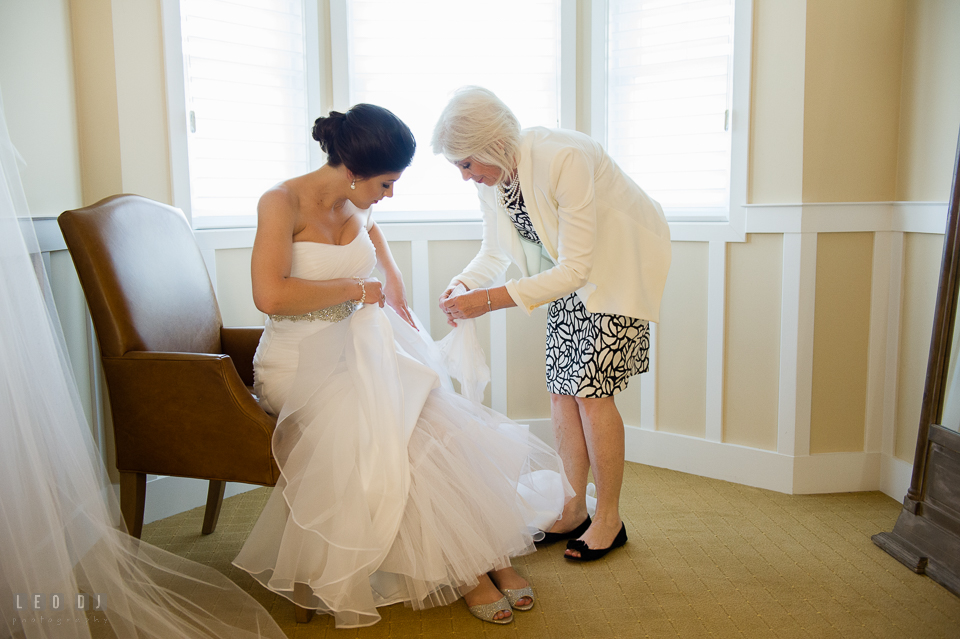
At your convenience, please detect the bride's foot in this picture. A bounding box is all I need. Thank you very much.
[488,567,533,609]
[462,574,512,623]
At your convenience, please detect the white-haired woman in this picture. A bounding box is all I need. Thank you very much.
[433,87,671,561]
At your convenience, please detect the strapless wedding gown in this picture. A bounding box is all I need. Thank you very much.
[232,227,572,628]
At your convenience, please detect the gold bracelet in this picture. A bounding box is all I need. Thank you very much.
[355,277,365,304]
[485,288,492,310]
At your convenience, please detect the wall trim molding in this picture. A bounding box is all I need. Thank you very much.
[523,418,911,498]
[880,454,913,503]
[744,201,947,235]
[32,201,950,254]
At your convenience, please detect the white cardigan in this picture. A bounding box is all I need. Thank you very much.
[454,127,672,322]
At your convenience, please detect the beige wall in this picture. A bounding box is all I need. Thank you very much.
[896,232,944,461]
[810,233,873,454]
[70,0,171,206]
[749,0,806,204]
[802,0,905,203]
[896,0,960,201]
[0,0,83,215]
[657,242,708,438]
[723,234,783,450]
[69,0,123,204]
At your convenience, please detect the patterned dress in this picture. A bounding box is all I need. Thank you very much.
[502,188,650,398]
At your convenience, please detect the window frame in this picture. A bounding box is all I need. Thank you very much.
[592,0,752,242]
[160,0,324,228]
[162,0,751,240]
[326,0,577,224]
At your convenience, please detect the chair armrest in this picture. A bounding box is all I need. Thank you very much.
[221,326,264,386]
[102,351,279,485]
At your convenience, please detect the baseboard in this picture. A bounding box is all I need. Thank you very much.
[879,453,914,502]
[523,419,794,493]
[792,451,881,494]
[142,476,262,525]
[522,419,907,496]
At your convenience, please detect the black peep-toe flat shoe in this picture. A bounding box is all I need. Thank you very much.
[536,515,592,545]
[564,523,627,562]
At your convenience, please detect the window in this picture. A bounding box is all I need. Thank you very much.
[602,0,739,223]
[334,0,564,220]
[178,0,320,228]
[165,0,748,230]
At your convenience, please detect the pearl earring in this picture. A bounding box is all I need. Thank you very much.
[350,179,356,190]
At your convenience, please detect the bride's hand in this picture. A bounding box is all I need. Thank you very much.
[385,274,417,330]
[359,278,384,307]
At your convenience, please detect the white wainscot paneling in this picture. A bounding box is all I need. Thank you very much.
[40,199,946,525]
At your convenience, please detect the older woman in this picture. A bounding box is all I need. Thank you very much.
[433,87,671,561]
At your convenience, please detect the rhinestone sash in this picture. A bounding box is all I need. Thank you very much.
[269,299,361,323]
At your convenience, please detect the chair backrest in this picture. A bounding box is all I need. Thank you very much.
[58,195,223,358]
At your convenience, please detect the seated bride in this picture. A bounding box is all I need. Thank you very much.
[232,103,573,627]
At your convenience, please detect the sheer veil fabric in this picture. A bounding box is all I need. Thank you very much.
[0,88,286,639]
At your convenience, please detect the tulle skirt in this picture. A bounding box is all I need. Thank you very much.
[233,305,571,628]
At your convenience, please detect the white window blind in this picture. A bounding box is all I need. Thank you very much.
[180,0,311,228]
[344,0,562,219]
[607,0,734,220]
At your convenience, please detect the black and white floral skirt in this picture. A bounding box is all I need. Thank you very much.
[545,293,650,398]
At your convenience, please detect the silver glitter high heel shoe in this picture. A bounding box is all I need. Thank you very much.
[467,596,513,624]
[501,586,535,611]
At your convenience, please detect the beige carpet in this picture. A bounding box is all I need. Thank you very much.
[142,462,960,638]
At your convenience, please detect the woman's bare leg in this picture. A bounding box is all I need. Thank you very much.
[461,573,512,621]
[565,396,625,557]
[546,393,591,533]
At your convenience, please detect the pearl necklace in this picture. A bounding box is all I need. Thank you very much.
[496,171,522,210]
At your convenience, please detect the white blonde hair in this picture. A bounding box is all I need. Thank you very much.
[431,86,521,185]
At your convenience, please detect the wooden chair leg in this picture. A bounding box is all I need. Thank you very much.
[119,472,146,539]
[294,583,316,624]
[201,480,226,535]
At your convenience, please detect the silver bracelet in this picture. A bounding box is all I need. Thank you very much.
[355,277,365,305]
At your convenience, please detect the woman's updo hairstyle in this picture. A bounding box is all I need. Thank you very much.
[312,104,416,178]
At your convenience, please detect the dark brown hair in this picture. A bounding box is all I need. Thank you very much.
[312,104,416,178]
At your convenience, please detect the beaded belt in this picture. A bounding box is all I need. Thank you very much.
[269,300,361,323]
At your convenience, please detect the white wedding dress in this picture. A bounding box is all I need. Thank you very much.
[232,227,572,628]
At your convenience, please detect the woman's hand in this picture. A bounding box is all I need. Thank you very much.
[384,273,417,329]
[441,289,490,323]
[358,278,385,307]
[439,280,467,327]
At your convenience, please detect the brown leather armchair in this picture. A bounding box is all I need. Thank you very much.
[58,194,279,539]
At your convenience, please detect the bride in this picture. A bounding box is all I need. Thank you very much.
[232,104,572,628]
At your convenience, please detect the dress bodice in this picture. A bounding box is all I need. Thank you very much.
[265,228,378,326]
[289,227,378,282]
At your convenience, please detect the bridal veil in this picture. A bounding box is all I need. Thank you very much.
[0,87,285,639]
